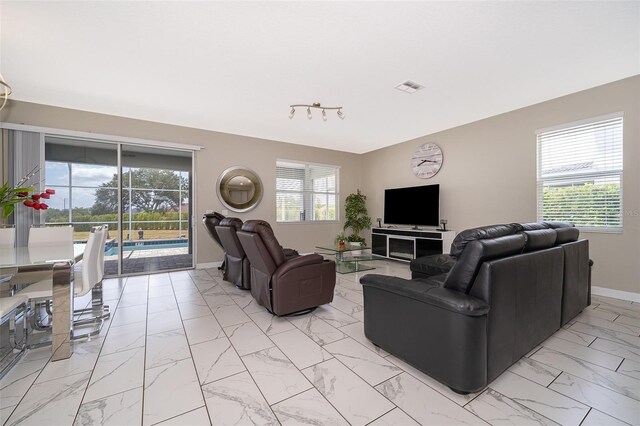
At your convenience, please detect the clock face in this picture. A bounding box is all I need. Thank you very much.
[411,143,443,179]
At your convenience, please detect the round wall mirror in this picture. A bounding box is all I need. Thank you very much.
[216,166,263,212]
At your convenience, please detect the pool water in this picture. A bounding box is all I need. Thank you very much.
[105,241,189,256]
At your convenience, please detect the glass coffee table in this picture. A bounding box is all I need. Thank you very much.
[315,245,376,274]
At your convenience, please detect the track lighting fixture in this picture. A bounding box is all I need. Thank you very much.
[288,102,344,121]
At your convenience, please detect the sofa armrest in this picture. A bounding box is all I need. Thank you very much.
[282,247,300,259]
[360,274,489,316]
[275,253,324,278]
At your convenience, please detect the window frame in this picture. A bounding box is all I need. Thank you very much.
[275,159,340,224]
[536,113,624,233]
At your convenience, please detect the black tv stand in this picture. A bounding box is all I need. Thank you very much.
[371,227,455,262]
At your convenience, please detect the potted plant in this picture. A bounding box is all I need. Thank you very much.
[334,232,347,251]
[343,189,372,248]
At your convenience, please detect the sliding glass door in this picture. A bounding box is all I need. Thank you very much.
[44,137,194,276]
[45,138,120,276]
[119,145,193,274]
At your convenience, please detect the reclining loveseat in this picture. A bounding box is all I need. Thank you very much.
[360,222,590,394]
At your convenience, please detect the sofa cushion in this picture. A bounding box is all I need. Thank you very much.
[523,229,557,252]
[519,222,549,231]
[410,254,456,278]
[241,219,286,266]
[555,227,580,244]
[543,221,575,229]
[450,223,521,258]
[444,234,526,294]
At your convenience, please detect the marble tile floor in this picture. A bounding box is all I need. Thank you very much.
[1,260,639,425]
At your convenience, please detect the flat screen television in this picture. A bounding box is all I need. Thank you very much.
[384,184,439,227]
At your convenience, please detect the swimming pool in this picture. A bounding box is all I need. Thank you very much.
[105,241,189,256]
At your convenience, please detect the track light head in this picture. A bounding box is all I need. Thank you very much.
[337,109,345,120]
[322,109,327,121]
[288,107,295,119]
[307,107,312,120]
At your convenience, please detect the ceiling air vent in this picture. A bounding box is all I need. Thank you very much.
[395,80,424,94]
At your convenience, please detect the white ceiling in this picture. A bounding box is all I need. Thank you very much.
[1,1,638,154]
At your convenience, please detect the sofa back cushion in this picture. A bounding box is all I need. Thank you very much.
[216,217,245,259]
[543,221,575,229]
[519,222,549,231]
[555,227,579,244]
[449,223,521,258]
[523,229,557,252]
[444,234,526,294]
[240,219,286,267]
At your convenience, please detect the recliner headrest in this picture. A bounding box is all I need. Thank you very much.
[203,211,225,221]
[219,217,243,231]
[523,229,557,252]
[241,219,271,233]
[450,223,521,258]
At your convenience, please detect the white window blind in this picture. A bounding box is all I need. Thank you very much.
[537,115,623,232]
[276,160,339,222]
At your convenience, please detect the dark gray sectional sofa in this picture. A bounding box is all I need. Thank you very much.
[359,222,590,394]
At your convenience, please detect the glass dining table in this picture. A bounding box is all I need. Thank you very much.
[0,243,85,361]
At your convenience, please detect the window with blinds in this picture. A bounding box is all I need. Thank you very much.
[536,115,623,232]
[276,160,339,222]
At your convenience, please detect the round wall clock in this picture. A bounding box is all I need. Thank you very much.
[411,142,443,179]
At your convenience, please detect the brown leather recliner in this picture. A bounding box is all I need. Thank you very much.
[237,220,336,316]
[202,212,226,271]
[215,218,251,290]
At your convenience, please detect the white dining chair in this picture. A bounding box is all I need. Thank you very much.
[0,293,29,379]
[19,226,108,340]
[86,224,109,311]
[28,225,73,246]
[0,226,16,248]
[73,225,111,329]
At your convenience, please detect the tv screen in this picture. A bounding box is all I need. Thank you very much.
[384,184,439,227]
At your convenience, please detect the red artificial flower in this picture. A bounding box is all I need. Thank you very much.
[40,203,48,210]
[45,189,56,195]
[32,202,41,209]
[17,191,29,197]
[40,192,50,199]
[23,200,34,207]
[31,194,41,201]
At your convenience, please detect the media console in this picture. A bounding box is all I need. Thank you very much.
[371,227,456,261]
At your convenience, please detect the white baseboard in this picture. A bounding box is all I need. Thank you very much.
[592,286,640,303]
[196,261,222,269]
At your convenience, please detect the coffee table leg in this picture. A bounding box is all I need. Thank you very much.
[51,261,74,361]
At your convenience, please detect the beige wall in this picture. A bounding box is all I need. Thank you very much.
[2,75,638,293]
[361,75,640,294]
[0,101,363,265]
